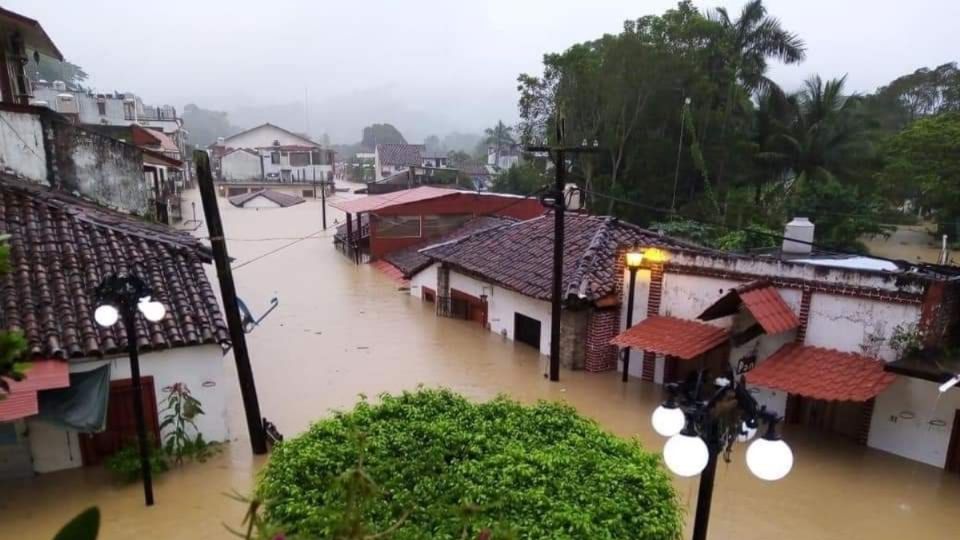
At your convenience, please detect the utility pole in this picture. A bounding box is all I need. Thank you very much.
[321,174,328,230]
[527,129,601,382]
[194,151,268,455]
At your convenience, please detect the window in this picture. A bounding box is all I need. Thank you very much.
[311,150,323,165]
[290,152,310,167]
[423,214,472,237]
[377,216,421,238]
[302,189,314,198]
[97,101,106,116]
[270,152,280,164]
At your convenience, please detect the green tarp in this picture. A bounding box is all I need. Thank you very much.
[36,364,110,433]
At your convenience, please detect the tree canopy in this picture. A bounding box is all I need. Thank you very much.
[361,124,406,149]
[513,0,953,251]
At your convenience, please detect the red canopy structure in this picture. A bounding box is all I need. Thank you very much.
[746,343,896,401]
[611,316,729,360]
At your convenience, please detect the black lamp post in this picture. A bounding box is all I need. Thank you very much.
[651,372,793,540]
[621,247,643,382]
[94,274,167,507]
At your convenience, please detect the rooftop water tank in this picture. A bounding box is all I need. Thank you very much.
[782,217,815,255]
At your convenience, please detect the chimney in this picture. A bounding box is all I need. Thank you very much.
[782,217,814,255]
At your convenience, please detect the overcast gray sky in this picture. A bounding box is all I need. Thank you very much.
[13,0,959,142]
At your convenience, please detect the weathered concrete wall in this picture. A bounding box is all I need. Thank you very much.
[49,121,152,216]
[0,110,47,182]
[869,377,960,467]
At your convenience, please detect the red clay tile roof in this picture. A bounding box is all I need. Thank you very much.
[0,176,229,359]
[610,315,729,360]
[420,213,698,302]
[384,216,515,277]
[376,143,425,167]
[699,280,799,335]
[371,260,409,285]
[229,189,305,208]
[746,343,896,401]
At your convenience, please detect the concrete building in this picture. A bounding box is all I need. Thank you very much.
[610,220,960,472]
[211,124,334,196]
[409,214,692,369]
[0,177,230,478]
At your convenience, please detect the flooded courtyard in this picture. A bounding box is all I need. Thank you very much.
[2,185,959,539]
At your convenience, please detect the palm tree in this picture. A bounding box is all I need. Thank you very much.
[777,75,870,186]
[483,121,516,169]
[711,0,807,91]
[710,0,807,193]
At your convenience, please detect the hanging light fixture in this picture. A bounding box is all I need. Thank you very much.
[651,400,685,437]
[663,423,709,477]
[746,420,794,481]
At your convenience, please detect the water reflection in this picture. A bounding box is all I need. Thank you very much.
[1,185,957,539]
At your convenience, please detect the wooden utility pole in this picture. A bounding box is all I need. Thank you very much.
[527,134,601,382]
[194,151,268,455]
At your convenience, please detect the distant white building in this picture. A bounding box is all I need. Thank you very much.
[487,143,522,170]
[211,123,335,186]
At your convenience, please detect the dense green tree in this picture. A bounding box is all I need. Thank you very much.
[490,162,545,196]
[878,112,960,235]
[361,124,406,149]
[25,55,88,88]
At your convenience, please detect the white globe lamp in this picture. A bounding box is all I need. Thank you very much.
[746,433,793,481]
[663,431,709,477]
[651,404,686,437]
[138,299,167,322]
[94,304,119,327]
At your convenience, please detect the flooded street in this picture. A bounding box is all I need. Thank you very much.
[3,184,959,539]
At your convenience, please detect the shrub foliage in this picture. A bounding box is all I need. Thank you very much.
[257,389,682,539]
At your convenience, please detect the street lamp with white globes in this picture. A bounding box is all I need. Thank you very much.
[93,273,168,507]
[653,372,792,540]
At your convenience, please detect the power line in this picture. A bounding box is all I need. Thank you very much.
[231,230,326,271]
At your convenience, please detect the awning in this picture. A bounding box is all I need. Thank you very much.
[0,360,70,422]
[699,280,799,335]
[611,315,729,360]
[884,350,960,384]
[746,343,896,401]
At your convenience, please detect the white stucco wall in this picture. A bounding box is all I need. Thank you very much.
[0,110,47,183]
[869,378,960,467]
[804,295,920,361]
[223,125,314,149]
[27,344,229,474]
[222,150,262,181]
[410,264,551,356]
[409,263,438,300]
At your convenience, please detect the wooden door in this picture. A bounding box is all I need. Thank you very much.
[666,343,731,385]
[947,410,960,474]
[789,396,862,440]
[79,377,161,466]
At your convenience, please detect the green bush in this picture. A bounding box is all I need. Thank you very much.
[104,440,169,483]
[257,389,682,539]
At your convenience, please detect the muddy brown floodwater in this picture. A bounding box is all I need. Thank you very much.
[2,185,959,539]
